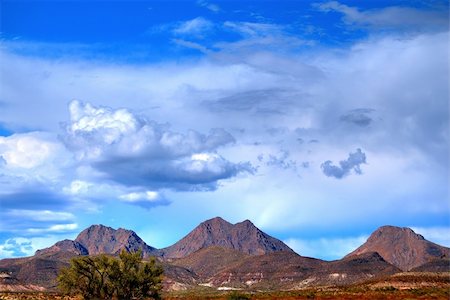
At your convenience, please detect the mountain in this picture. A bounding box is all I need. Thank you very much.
[345,225,450,271]
[73,224,156,257]
[35,240,88,256]
[1,220,449,293]
[159,217,294,258]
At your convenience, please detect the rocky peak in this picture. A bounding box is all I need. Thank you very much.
[74,224,155,256]
[346,225,450,271]
[160,217,294,258]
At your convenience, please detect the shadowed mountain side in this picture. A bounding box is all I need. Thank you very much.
[36,240,88,256]
[0,255,71,289]
[159,217,294,258]
[205,251,399,289]
[207,251,324,289]
[411,258,450,272]
[161,263,199,291]
[170,246,251,279]
[346,226,450,271]
[311,252,401,286]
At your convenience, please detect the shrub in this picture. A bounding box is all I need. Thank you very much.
[58,250,163,299]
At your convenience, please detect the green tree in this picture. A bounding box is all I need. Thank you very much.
[58,250,163,300]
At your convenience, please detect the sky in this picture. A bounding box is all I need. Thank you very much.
[0,0,449,261]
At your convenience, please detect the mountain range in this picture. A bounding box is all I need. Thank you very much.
[0,217,449,292]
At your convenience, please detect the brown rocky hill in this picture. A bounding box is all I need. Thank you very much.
[159,217,294,258]
[207,251,323,289]
[74,224,156,256]
[205,251,399,290]
[37,225,156,258]
[346,225,450,271]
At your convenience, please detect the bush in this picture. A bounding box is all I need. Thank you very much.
[227,291,251,300]
[58,250,163,299]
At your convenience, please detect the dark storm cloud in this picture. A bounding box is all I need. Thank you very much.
[0,189,79,233]
[264,150,297,171]
[316,1,449,32]
[340,108,375,127]
[0,190,68,211]
[321,148,367,179]
[204,89,295,115]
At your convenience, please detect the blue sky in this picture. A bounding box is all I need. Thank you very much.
[0,0,449,260]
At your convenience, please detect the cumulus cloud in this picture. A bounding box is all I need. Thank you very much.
[316,1,448,31]
[0,132,71,173]
[63,100,253,190]
[119,190,170,209]
[321,149,367,179]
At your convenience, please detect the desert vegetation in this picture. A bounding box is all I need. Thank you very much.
[57,250,163,300]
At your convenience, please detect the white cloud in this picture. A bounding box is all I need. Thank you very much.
[224,21,283,37]
[63,100,251,190]
[173,39,211,54]
[119,191,160,202]
[284,235,368,260]
[27,223,78,233]
[0,132,66,169]
[63,180,92,195]
[173,17,214,37]
[197,0,220,13]
[6,210,74,222]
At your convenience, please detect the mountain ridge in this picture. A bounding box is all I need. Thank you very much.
[1,219,449,292]
[159,216,295,258]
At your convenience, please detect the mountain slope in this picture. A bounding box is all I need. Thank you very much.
[160,217,294,258]
[346,226,450,271]
[36,240,88,256]
[206,251,399,289]
[170,246,250,279]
